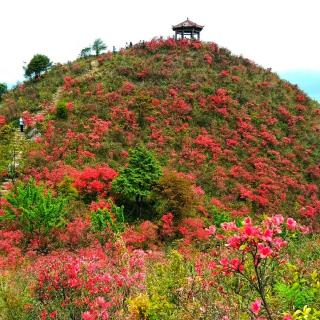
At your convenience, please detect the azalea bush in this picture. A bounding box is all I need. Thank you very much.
[29,244,147,319]
[213,215,304,319]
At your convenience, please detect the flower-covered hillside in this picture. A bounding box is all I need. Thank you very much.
[0,38,320,319]
[2,39,319,222]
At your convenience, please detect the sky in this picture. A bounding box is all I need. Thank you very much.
[1,0,320,100]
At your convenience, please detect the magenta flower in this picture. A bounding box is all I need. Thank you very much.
[250,299,262,315]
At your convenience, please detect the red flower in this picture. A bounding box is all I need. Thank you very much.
[250,299,262,315]
[0,115,6,126]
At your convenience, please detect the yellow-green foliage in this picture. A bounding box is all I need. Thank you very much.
[128,294,152,320]
[276,265,320,310]
[291,306,320,320]
[155,170,200,221]
[0,272,36,320]
[141,250,189,319]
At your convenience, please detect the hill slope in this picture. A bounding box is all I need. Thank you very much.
[1,39,320,222]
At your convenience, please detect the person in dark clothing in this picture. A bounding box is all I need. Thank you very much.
[19,117,24,132]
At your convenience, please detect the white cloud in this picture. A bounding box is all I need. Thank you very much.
[1,0,320,84]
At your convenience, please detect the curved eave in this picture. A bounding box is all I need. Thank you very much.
[172,26,204,31]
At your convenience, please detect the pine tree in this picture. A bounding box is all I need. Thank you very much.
[112,146,162,216]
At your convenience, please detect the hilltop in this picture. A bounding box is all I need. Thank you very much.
[0,39,320,319]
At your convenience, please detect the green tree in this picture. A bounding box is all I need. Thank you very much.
[92,38,107,56]
[112,146,162,216]
[24,54,52,79]
[0,83,7,101]
[79,47,92,58]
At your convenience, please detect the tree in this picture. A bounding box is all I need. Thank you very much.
[112,146,162,216]
[79,47,92,58]
[92,38,107,56]
[0,83,7,101]
[24,54,52,79]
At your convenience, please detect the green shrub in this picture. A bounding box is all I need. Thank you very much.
[275,267,320,310]
[146,250,189,319]
[56,101,68,119]
[91,202,125,233]
[1,179,69,241]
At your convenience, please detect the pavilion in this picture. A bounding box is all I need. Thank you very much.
[172,18,204,40]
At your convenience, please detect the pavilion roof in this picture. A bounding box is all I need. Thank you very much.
[172,18,204,30]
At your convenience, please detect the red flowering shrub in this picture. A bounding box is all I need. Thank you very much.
[213,215,304,319]
[73,165,117,201]
[0,230,24,269]
[30,244,147,319]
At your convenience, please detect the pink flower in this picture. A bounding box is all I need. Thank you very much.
[205,225,216,235]
[286,218,297,230]
[219,258,229,267]
[244,217,252,225]
[230,258,243,271]
[250,299,262,315]
[283,315,293,320]
[82,311,96,320]
[272,214,284,225]
[257,243,273,258]
[262,228,273,241]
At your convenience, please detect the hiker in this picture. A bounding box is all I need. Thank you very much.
[19,117,24,132]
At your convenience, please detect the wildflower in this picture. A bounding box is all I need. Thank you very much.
[286,218,297,230]
[257,243,272,258]
[250,299,262,315]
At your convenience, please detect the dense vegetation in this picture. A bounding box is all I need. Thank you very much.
[0,38,319,319]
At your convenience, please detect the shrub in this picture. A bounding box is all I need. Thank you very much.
[1,179,69,248]
[0,83,7,101]
[275,267,320,310]
[56,101,68,119]
[73,165,117,203]
[154,170,199,221]
[291,306,320,320]
[146,250,188,319]
[91,201,125,234]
